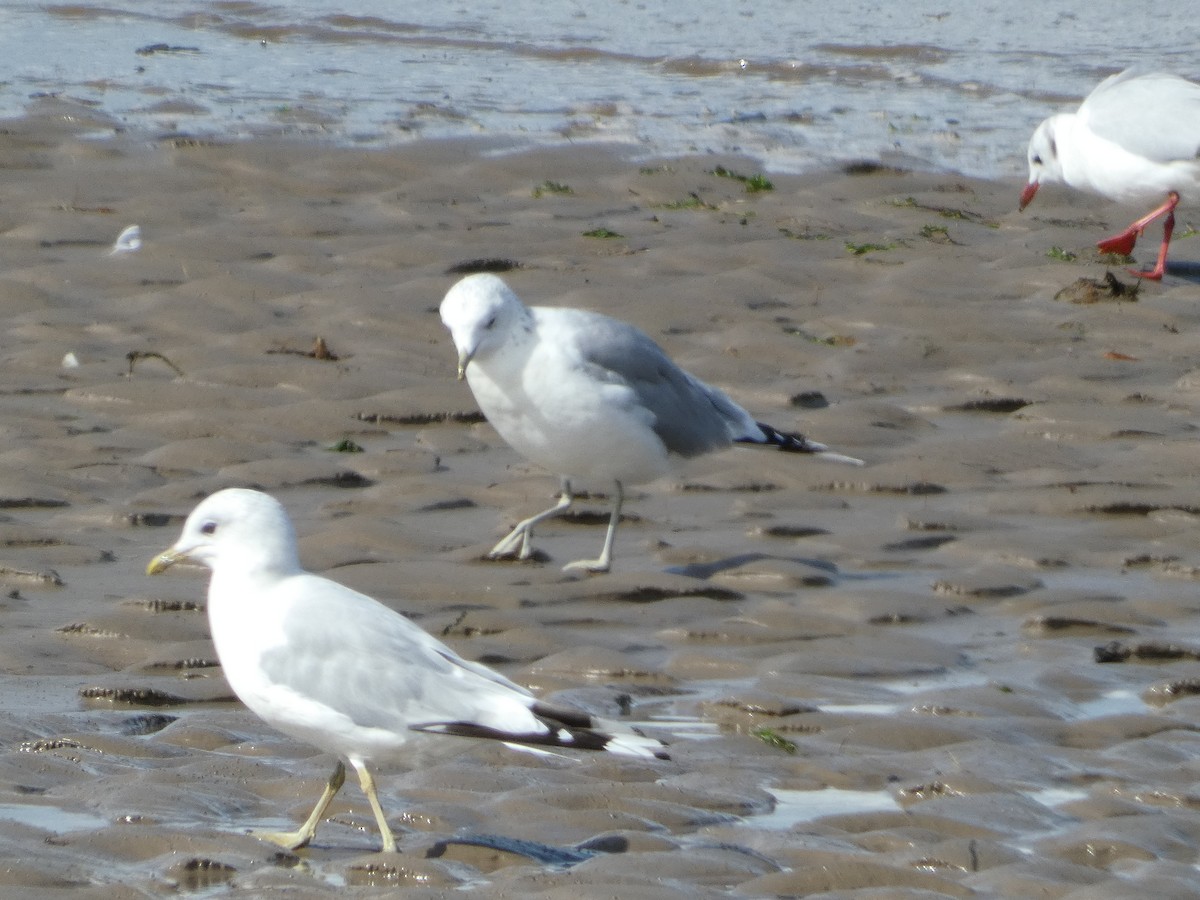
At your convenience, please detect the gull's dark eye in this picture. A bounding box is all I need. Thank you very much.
[200,521,217,535]
[1032,154,1042,165]
[484,315,497,330]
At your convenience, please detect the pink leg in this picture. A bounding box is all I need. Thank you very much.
[1096,228,1140,257]
[1129,209,1174,281]
[1096,192,1180,279]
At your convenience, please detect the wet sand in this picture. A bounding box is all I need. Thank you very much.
[2,99,1200,897]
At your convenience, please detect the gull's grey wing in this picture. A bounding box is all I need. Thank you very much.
[555,309,754,457]
[259,575,534,734]
[1081,70,1200,164]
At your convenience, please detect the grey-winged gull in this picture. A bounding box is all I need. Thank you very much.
[439,273,862,573]
[147,488,667,852]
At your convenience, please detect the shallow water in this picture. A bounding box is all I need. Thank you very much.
[4,0,1198,177]
[758,787,900,828]
[0,802,108,832]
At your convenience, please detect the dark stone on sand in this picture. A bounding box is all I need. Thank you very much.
[1095,642,1132,663]
[588,583,743,604]
[119,713,179,736]
[843,160,909,175]
[1085,501,1200,516]
[303,470,373,488]
[417,497,476,512]
[444,258,522,275]
[789,390,829,409]
[356,409,486,426]
[37,238,109,248]
[877,481,947,495]
[1095,640,1200,663]
[1024,616,1137,637]
[882,534,956,551]
[932,570,1040,599]
[0,497,69,509]
[758,524,829,538]
[947,397,1032,413]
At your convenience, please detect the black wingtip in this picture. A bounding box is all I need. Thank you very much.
[411,716,670,761]
[740,423,863,466]
[752,422,825,453]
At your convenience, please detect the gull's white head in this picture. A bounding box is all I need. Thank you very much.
[1021,115,1067,210]
[439,273,529,379]
[147,488,301,577]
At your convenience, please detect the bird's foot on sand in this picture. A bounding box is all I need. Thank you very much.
[1097,229,1140,257]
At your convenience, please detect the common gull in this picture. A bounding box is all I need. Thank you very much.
[147,488,667,852]
[439,273,863,573]
[1020,69,1200,280]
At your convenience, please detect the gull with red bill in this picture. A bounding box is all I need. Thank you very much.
[1020,69,1200,280]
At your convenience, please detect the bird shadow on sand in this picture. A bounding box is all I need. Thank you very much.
[1164,259,1200,283]
[667,549,916,592]
[664,552,895,585]
[426,833,598,868]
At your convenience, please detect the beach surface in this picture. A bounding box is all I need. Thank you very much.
[2,103,1200,896]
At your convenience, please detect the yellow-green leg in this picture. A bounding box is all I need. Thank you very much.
[563,480,623,573]
[252,760,345,850]
[489,477,575,560]
[351,761,397,853]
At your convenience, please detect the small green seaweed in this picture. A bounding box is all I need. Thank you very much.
[920,224,950,240]
[751,726,797,754]
[1047,246,1078,262]
[582,227,623,239]
[889,196,989,224]
[328,438,364,453]
[845,241,895,256]
[532,180,573,198]
[711,165,774,193]
[743,173,774,193]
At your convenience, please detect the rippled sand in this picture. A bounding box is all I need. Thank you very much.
[2,101,1200,897]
